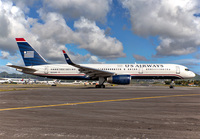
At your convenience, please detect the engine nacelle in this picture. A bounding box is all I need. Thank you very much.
[107,75,131,85]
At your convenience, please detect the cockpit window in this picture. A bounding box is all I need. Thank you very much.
[185,68,190,71]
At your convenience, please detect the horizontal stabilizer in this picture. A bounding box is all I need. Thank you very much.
[7,64,36,72]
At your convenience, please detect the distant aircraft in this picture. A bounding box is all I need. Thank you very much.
[1,78,28,84]
[2,78,25,84]
[0,78,11,84]
[7,38,195,88]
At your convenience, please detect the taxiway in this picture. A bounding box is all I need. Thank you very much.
[0,85,200,138]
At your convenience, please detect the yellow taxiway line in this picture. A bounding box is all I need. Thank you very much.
[0,94,200,112]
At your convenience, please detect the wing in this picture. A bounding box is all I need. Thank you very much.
[62,50,114,78]
[7,64,36,72]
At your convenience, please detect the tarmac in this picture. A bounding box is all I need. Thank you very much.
[0,84,200,139]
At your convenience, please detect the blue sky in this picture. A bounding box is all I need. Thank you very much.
[0,0,200,74]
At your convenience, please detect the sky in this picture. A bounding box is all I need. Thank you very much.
[0,0,200,74]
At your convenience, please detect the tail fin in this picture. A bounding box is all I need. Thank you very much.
[15,38,48,66]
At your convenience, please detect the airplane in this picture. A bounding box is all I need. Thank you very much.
[7,38,196,88]
[2,78,25,84]
[0,78,11,84]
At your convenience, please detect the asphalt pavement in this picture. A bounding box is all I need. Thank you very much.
[0,85,200,139]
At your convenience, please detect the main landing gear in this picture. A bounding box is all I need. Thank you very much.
[95,84,105,88]
[169,79,175,89]
[95,77,106,88]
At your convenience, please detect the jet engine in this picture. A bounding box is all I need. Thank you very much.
[107,75,131,85]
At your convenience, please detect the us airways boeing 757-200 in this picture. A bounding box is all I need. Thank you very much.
[7,38,195,88]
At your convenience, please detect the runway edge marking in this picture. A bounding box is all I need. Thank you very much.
[0,94,200,112]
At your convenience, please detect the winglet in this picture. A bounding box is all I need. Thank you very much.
[62,50,74,65]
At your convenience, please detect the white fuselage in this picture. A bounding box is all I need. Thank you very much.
[23,63,195,80]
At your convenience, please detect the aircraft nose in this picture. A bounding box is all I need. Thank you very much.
[190,72,196,78]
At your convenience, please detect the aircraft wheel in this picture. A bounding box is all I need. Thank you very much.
[101,85,105,88]
[96,85,100,88]
[95,85,105,88]
[169,85,174,89]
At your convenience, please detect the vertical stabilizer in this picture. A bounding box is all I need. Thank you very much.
[15,38,48,66]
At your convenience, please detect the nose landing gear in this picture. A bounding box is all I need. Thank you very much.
[169,79,175,89]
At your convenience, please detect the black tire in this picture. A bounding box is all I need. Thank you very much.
[95,85,105,88]
[169,85,174,89]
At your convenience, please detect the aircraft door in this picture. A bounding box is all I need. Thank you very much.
[139,66,143,74]
[44,66,48,74]
[176,66,180,74]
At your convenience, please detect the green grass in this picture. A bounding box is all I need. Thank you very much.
[0,88,27,92]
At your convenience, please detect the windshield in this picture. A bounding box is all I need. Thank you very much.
[185,68,190,71]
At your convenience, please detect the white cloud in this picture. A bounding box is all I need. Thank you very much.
[133,54,149,61]
[74,17,126,59]
[88,56,104,64]
[0,14,9,38]
[0,51,9,59]
[0,0,34,53]
[120,0,200,57]
[32,12,125,61]
[43,0,112,22]
[0,0,125,66]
